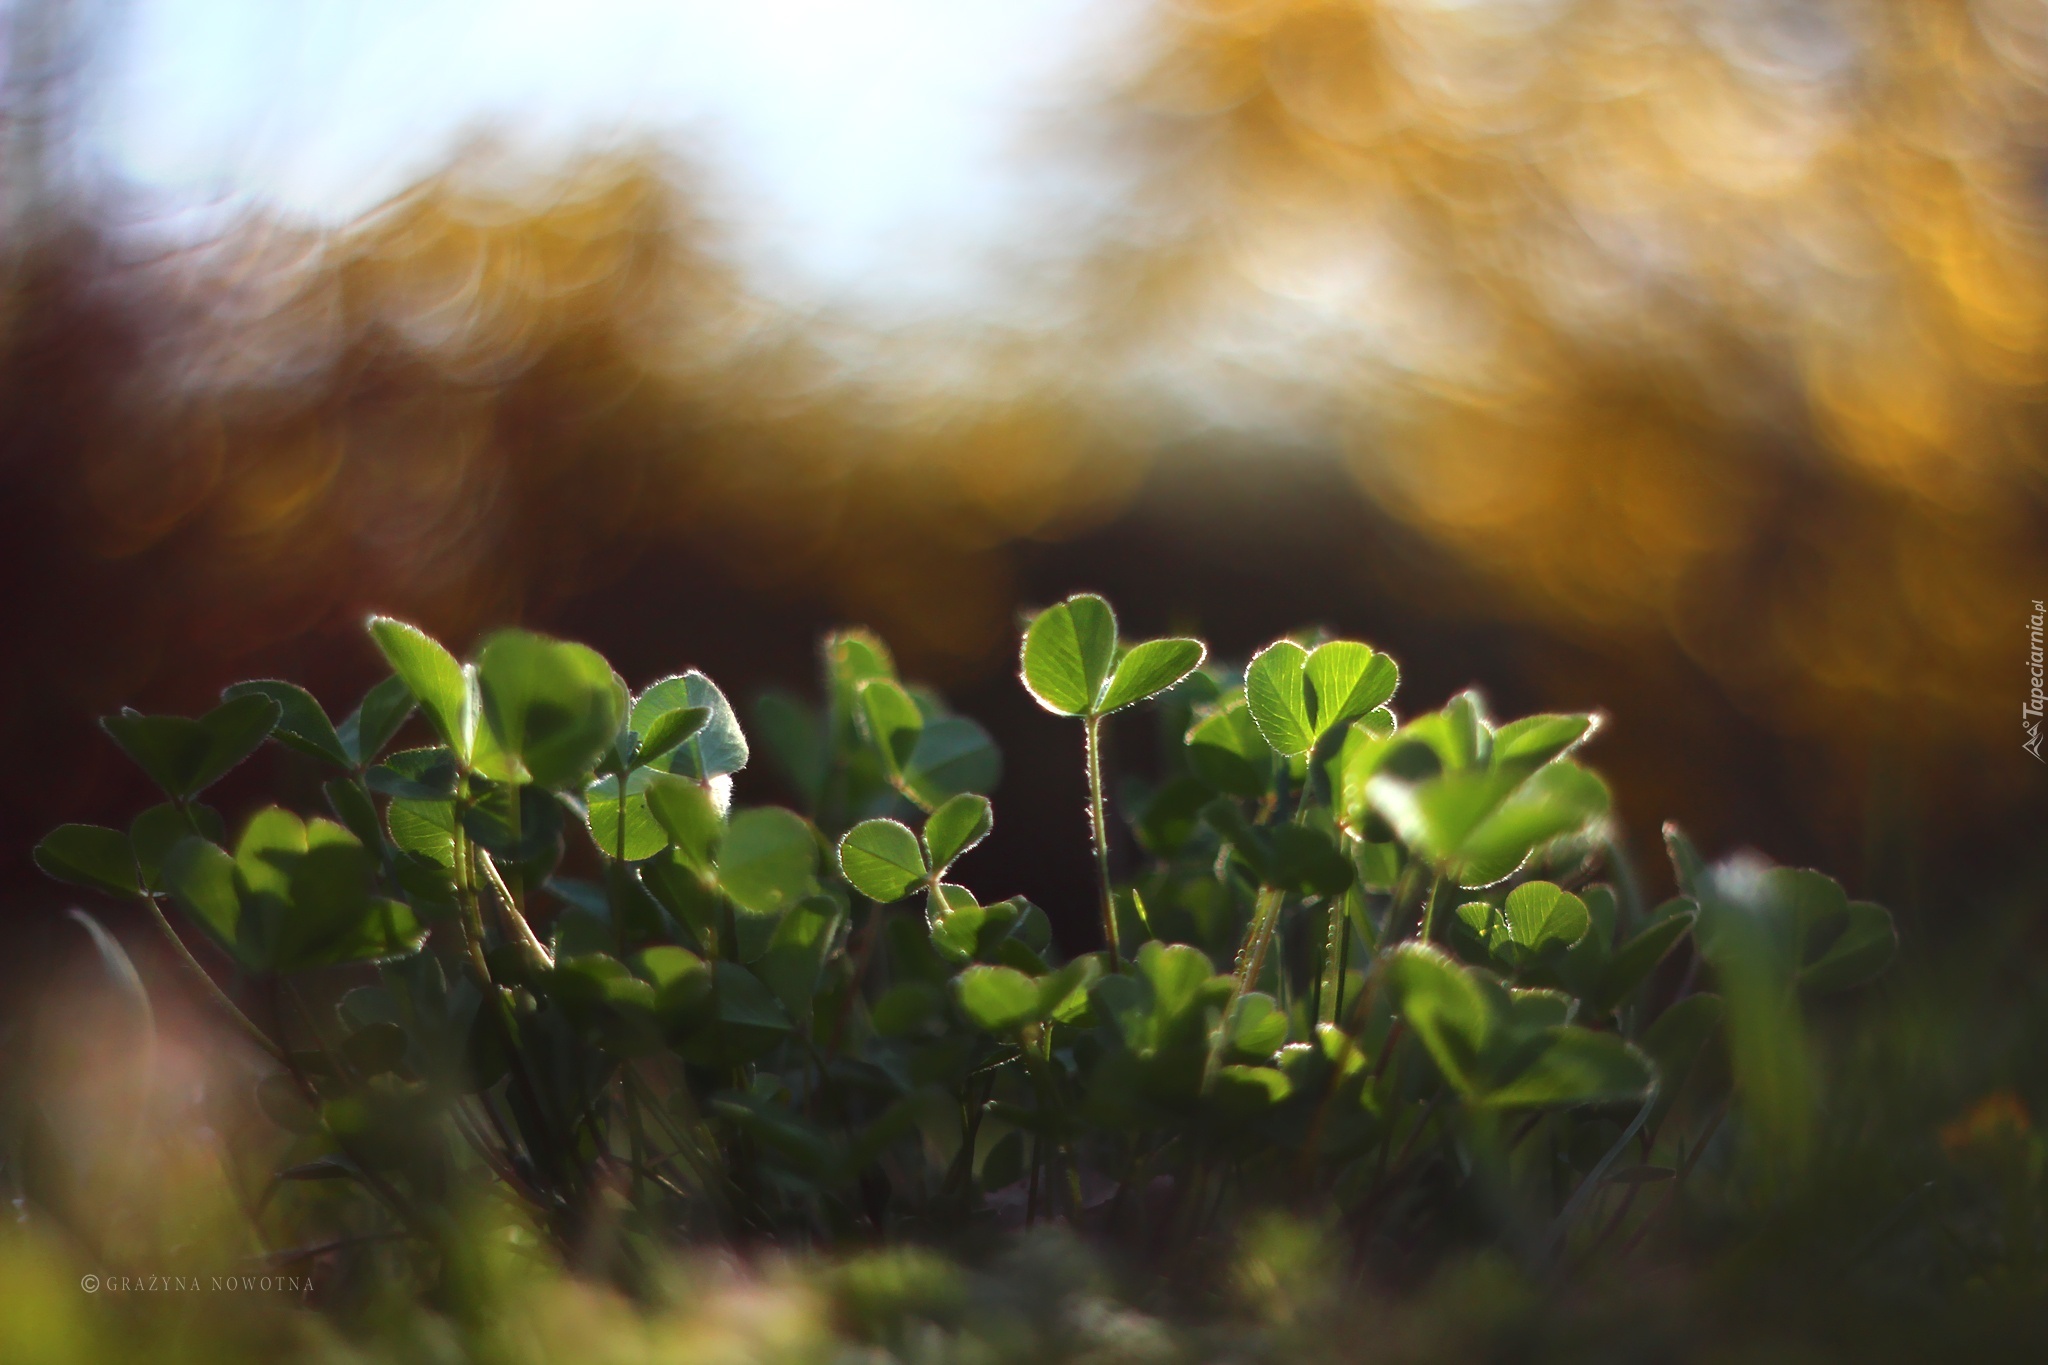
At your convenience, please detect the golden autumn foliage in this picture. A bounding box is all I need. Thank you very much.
[2,1,2044,892]
[1091,0,2048,765]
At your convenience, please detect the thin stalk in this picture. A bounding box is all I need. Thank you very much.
[1084,714,1120,969]
[137,893,284,1063]
[1418,876,1447,944]
[1542,1093,1656,1259]
[1319,890,1351,1026]
[449,791,493,987]
[477,844,551,971]
[1229,774,1319,995]
[1234,887,1285,990]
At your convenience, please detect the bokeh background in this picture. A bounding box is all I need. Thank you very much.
[3,0,2044,962]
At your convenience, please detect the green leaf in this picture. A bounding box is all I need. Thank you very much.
[101,694,282,798]
[634,946,713,1027]
[1303,641,1399,737]
[1241,637,1399,758]
[954,965,1041,1033]
[339,675,416,768]
[633,705,710,770]
[225,680,351,769]
[161,836,253,969]
[926,882,986,963]
[1440,691,1492,768]
[1642,993,1723,1126]
[1694,857,1815,1168]
[33,824,138,897]
[1463,761,1609,877]
[1493,713,1597,769]
[838,818,927,902]
[1187,699,1273,798]
[1799,900,1896,993]
[634,672,748,781]
[922,793,992,874]
[757,897,843,1018]
[472,630,628,789]
[194,693,286,793]
[1587,907,1694,1015]
[1331,719,1396,826]
[644,773,722,875]
[550,954,659,1048]
[752,690,826,805]
[1020,593,1117,716]
[825,629,896,743]
[167,809,426,973]
[322,779,382,850]
[131,802,226,891]
[1096,637,1206,714]
[586,769,669,861]
[699,962,791,1062]
[1037,956,1102,1021]
[718,807,820,917]
[1370,758,1609,888]
[857,677,924,780]
[1225,992,1288,1058]
[366,746,457,800]
[1384,943,1496,1097]
[269,816,424,970]
[1211,1065,1292,1115]
[1509,987,1572,1030]
[1483,1029,1656,1109]
[368,618,472,761]
[1245,640,1314,757]
[1662,823,1706,899]
[1135,940,1221,1028]
[387,798,457,867]
[902,715,1002,808]
[1494,881,1590,962]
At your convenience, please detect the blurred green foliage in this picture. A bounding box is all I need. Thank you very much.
[5,598,2043,1359]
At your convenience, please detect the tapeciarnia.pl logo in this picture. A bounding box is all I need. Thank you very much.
[2027,599,2045,762]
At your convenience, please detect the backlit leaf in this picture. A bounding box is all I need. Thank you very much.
[857,676,923,780]
[718,807,820,917]
[838,818,927,902]
[644,772,722,874]
[921,793,993,874]
[1097,637,1206,714]
[1303,641,1398,737]
[954,965,1041,1033]
[635,671,748,781]
[368,617,472,761]
[473,629,628,789]
[1245,640,1313,757]
[225,680,351,769]
[1021,594,1118,716]
[339,675,415,768]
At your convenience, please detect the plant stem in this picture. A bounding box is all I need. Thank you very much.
[477,843,552,972]
[1084,714,1120,970]
[137,893,284,1063]
[1320,889,1350,1025]
[1234,887,1284,991]
[1418,876,1446,944]
[450,789,494,987]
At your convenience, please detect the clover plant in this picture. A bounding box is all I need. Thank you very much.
[32,599,1896,1278]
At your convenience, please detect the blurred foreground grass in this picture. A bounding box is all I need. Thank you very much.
[4,877,2044,1364]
